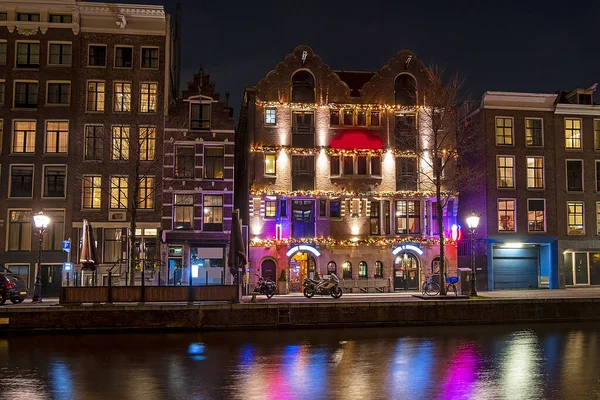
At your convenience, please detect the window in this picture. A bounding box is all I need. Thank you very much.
[204,146,224,179]
[0,41,6,65]
[396,157,418,191]
[103,228,122,263]
[47,82,70,105]
[49,14,72,23]
[0,80,4,104]
[110,177,128,209]
[114,82,131,112]
[14,81,38,108]
[16,42,40,68]
[342,109,353,126]
[7,210,32,251]
[291,71,315,102]
[495,117,513,145]
[10,165,33,197]
[357,155,368,175]
[384,200,391,234]
[139,127,156,161]
[48,43,72,66]
[86,81,105,111]
[265,108,276,125]
[140,83,158,113]
[342,261,352,279]
[319,199,327,217]
[5,265,28,285]
[370,111,380,127]
[175,146,195,178]
[12,121,35,153]
[43,166,66,197]
[330,200,341,218]
[595,120,600,151]
[565,119,582,149]
[141,47,159,69]
[497,156,514,188]
[203,195,223,231]
[280,198,287,218]
[395,74,417,106]
[525,118,543,147]
[597,161,600,192]
[111,126,129,160]
[330,110,340,126]
[566,160,583,192]
[174,194,193,230]
[265,154,276,175]
[42,210,65,251]
[82,176,101,209]
[330,155,340,176]
[357,110,367,126]
[138,177,154,209]
[358,261,367,279]
[343,155,353,175]
[597,202,600,234]
[526,157,544,189]
[191,104,210,129]
[115,46,133,68]
[374,261,383,278]
[292,111,314,145]
[88,45,107,67]
[395,200,420,234]
[370,201,380,235]
[0,13,6,21]
[371,156,381,176]
[17,13,40,21]
[265,200,276,218]
[567,201,584,235]
[527,199,545,232]
[84,125,103,160]
[291,155,314,191]
[45,121,68,154]
[498,199,515,232]
[327,262,336,275]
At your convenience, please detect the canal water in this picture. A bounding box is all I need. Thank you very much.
[1,322,600,400]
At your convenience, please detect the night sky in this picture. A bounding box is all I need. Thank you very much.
[96,0,599,115]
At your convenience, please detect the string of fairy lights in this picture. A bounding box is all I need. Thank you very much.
[257,101,422,111]
[249,236,454,248]
[250,146,422,157]
[249,188,457,198]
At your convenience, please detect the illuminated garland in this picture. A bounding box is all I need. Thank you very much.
[250,145,417,157]
[250,189,457,198]
[250,236,454,248]
[257,101,420,111]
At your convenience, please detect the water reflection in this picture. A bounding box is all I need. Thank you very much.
[2,323,600,399]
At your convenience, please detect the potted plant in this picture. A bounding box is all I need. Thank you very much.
[278,270,288,295]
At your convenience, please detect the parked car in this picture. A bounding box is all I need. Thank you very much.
[0,273,28,305]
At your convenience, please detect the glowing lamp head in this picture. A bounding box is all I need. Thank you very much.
[33,212,50,229]
[466,211,480,230]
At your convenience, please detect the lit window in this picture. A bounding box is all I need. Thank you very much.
[265,153,276,175]
[203,195,223,231]
[498,199,515,232]
[204,146,224,179]
[140,83,158,113]
[174,194,194,230]
[7,210,32,251]
[526,157,543,189]
[525,118,543,147]
[565,119,582,149]
[495,117,513,145]
[527,199,545,232]
[265,108,276,125]
[358,261,367,279]
[86,81,105,111]
[395,200,420,234]
[567,201,584,235]
[110,176,128,209]
[594,120,600,151]
[82,176,101,209]
[265,200,276,218]
[497,156,514,188]
[370,201,380,235]
[111,126,130,160]
[374,261,383,278]
[342,261,352,279]
[12,121,36,153]
[138,177,154,209]
[114,82,131,112]
[140,127,156,161]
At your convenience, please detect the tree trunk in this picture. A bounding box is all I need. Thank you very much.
[129,212,137,286]
[437,196,446,295]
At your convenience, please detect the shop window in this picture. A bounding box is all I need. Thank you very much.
[190,247,225,285]
[358,261,367,279]
[342,261,352,279]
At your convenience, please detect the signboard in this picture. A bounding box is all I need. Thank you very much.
[63,262,73,271]
[62,239,71,253]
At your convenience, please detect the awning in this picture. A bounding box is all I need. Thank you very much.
[329,129,383,150]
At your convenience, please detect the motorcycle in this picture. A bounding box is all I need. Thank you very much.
[303,273,343,299]
[253,274,276,299]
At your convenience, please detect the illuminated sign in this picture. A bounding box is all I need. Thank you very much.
[63,262,73,271]
[450,224,462,242]
[392,244,424,256]
[275,223,282,241]
[286,245,321,258]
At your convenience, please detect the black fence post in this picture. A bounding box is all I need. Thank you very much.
[107,272,113,304]
[141,263,145,303]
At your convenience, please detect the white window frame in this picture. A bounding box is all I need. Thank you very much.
[525,117,544,147]
[567,201,585,235]
[527,198,546,233]
[82,175,102,210]
[497,198,516,233]
[113,81,132,113]
[41,164,67,199]
[496,155,515,189]
[565,159,584,192]
[526,156,545,190]
[44,120,69,154]
[6,208,33,252]
[85,80,105,113]
[139,82,158,113]
[11,119,36,154]
[495,116,514,146]
[47,41,72,66]
[565,118,583,150]
[8,164,34,199]
[114,45,134,69]
[87,44,107,68]
[264,153,277,177]
[265,107,277,126]
[14,40,40,69]
[45,80,71,106]
[13,79,38,109]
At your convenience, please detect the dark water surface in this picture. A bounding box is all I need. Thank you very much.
[1,322,600,400]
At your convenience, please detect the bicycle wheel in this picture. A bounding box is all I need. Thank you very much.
[450,283,457,296]
[426,282,440,296]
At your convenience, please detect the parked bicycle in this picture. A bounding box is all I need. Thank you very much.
[445,276,458,296]
[421,276,440,296]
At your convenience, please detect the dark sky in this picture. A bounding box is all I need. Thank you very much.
[99,0,599,114]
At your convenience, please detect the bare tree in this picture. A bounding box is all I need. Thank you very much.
[418,66,482,295]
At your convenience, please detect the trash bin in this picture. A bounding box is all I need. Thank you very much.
[457,268,472,296]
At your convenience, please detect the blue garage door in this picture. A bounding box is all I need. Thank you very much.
[492,246,539,290]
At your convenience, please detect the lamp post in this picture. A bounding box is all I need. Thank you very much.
[466,210,480,297]
[31,211,51,303]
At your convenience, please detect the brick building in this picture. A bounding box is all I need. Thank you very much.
[460,88,600,290]
[161,70,235,286]
[236,45,459,293]
[0,0,170,296]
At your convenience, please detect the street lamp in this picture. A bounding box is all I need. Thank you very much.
[31,211,51,303]
[466,211,480,296]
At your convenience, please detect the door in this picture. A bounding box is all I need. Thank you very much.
[168,258,184,286]
[292,200,315,239]
[41,265,62,297]
[574,252,589,285]
[394,252,419,291]
[492,246,539,289]
[261,259,277,282]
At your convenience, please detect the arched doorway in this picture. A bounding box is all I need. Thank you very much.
[289,252,316,292]
[394,252,420,291]
[261,259,277,282]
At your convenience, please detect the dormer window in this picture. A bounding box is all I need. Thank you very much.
[395,74,417,106]
[191,103,210,130]
[291,71,315,103]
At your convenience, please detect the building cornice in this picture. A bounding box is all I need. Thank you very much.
[555,103,600,116]
[482,91,558,110]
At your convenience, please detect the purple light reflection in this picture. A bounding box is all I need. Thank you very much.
[441,342,481,399]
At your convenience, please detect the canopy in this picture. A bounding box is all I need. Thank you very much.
[228,211,247,279]
[329,129,383,150]
[80,219,99,271]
